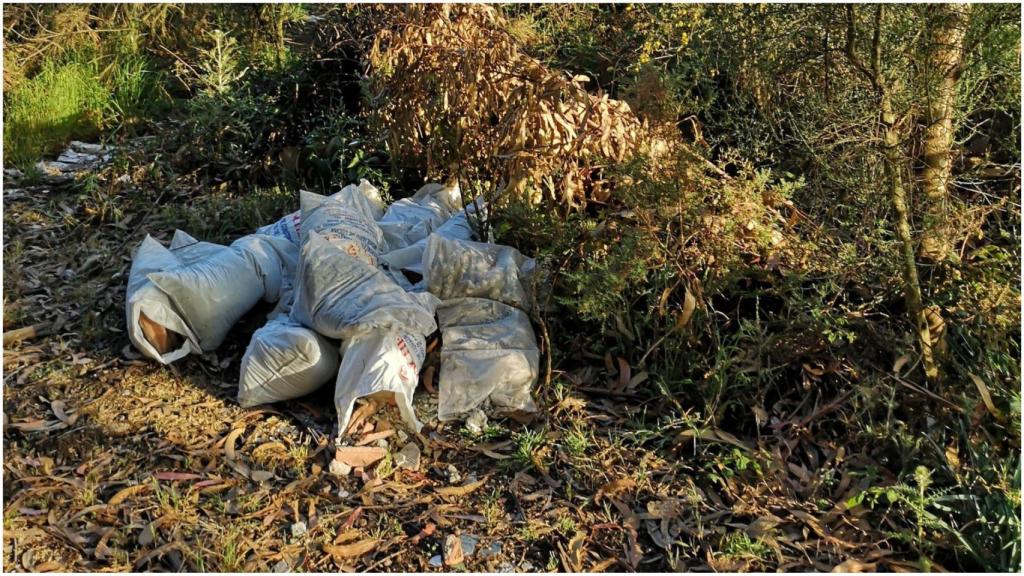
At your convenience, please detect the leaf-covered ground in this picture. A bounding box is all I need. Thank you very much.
[4,141,920,572]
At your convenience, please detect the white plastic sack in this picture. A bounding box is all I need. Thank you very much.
[126,235,199,364]
[230,234,298,303]
[411,181,462,213]
[170,230,223,265]
[238,314,339,407]
[256,179,385,245]
[335,329,426,434]
[148,242,264,352]
[378,197,451,252]
[290,231,438,339]
[436,298,539,421]
[379,199,487,291]
[299,190,384,266]
[422,234,536,311]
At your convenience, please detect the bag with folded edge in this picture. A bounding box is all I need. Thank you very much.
[436,297,539,421]
[230,234,298,303]
[411,181,462,213]
[237,313,339,407]
[377,181,462,251]
[126,235,200,364]
[147,240,264,352]
[422,233,536,311]
[378,196,451,252]
[298,189,384,267]
[379,199,487,292]
[258,179,386,245]
[334,328,428,435]
[290,231,437,339]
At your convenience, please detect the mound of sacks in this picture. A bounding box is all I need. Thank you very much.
[126,180,538,433]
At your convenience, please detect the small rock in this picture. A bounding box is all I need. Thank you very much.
[460,534,478,557]
[496,561,515,572]
[290,521,307,538]
[397,429,409,443]
[375,438,390,449]
[428,555,443,568]
[337,487,351,499]
[478,542,502,559]
[273,560,291,572]
[329,459,352,477]
[520,561,535,571]
[443,534,464,566]
[465,409,488,434]
[394,442,421,470]
[446,464,462,484]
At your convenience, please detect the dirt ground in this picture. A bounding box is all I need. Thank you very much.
[2,144,912,572]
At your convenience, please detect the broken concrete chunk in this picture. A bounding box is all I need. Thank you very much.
[334,446,385,468]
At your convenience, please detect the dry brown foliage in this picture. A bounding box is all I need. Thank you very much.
[367,4,676,208]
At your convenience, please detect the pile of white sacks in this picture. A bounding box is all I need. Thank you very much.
[126,180,539,433]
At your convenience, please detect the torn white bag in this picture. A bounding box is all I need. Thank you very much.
[290,231,438,339]
[126,235,199,364]
[238,314,339,407]
[436,298,539,421]
[299,189,384,266]
[422,234,536,311]
[148,242,264,352]
[335,329,426,434]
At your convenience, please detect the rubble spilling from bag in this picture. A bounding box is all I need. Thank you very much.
[126,179,539,435]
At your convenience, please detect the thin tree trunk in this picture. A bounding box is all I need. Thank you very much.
[918,3,970,263]
[846,5,939,380]
[881,94,939,380]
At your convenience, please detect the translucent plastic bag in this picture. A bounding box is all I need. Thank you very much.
[422,234,536,311]
[125,235,199,363]
[335,329,426,434]
[238,314,339,407]
[436,298,539,421]
[290,232,438,339]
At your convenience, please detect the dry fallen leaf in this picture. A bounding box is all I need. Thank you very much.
[108,484,150,506]
[435,476,488,497]
[832,558,877,572]
[324,539,378,560]
[595,477,635,503]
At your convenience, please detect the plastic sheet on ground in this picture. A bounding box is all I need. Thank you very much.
[435,297,539,421]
